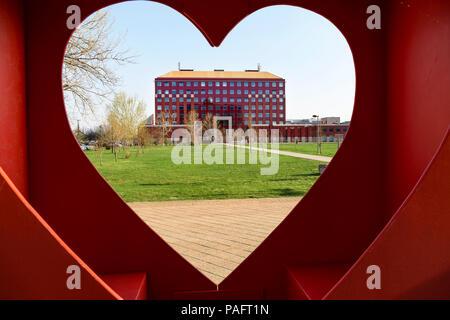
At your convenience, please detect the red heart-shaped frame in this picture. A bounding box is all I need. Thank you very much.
[1,0,449,300]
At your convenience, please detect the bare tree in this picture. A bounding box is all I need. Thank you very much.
[155,111,172,145]
[136,120,152,153]
[63,10,135,119]
[202,113,216,131]
[185,110,199,144]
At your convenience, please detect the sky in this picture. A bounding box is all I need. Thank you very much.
[69,1,356,130]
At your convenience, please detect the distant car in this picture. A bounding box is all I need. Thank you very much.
[79,144,88,151]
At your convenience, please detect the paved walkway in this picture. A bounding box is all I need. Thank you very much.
[128,197,301,284]
[225,144,333,163]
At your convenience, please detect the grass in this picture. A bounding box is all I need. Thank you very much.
[85,145,327,203]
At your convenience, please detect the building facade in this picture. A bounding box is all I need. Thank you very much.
[148,69,350,142]
[154,70,286,129]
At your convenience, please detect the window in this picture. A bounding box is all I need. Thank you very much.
[208,89,213,95]
[215,97,221,103]
[194,90,198,95]
[157,98,162,102]
[230,90,235,95]
[222,90,227,94]
[157,81,162,86]
[216,89,220,95]
[279,90,284,95]
[222,82,227,87]
[157,105,162,110]
[229,82,235,87]
[244,113,249,118]
[244,105,249,110]
[208,81,213,87]
[251,105,256,110]
[251,90,256,95]
[265,113,270,118]
[186,81,191,86]
[179,82,184,87]
[272,113,277,118]
[230,98,235,103]
[201,82,206,87]
[193,82,198,86]
[172,98,176,103]
[258,113,263,118]
[172,105,176,110]
[258,82,263,87]
[164,81,169,87]
[272,82,277,87]
[237,82,242,87]
[201,90,206,95]
[171,81,177,86]
[244,82,249,87]
[171,89,177,95]
[279,82,284,88]
[223,105,228,110]
[258,90,263,94]
[179,90,184,94]
[194,97,199,102]
[237,98,242,103]
[251,98,256,103]
[244,90,249,95]
[244,98,249,103]
[157,90,162,94]
[164,98,169,103]
[265,82,270,88]
[251,82,256,87]
[215,82,220,87]
[237,90,242,95]
[223,97,228,103]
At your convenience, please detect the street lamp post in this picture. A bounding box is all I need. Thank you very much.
[312,115,321,154]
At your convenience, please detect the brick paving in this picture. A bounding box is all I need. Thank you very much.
[128,197,300,284]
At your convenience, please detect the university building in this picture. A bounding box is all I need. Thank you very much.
[153,70,286,128]
[147,69,349,142]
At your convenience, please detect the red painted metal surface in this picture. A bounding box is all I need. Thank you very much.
[0,0,28,197]
[0,167,118,300]
[0,0,448,299]
[100,272,148,300]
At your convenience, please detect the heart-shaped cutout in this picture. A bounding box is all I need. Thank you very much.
[63,2,355,285]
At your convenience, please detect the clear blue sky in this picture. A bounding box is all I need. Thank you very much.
[73,1,355,129]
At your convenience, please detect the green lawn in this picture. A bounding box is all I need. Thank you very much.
[248,142,339,158]
[85,145,327,202]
